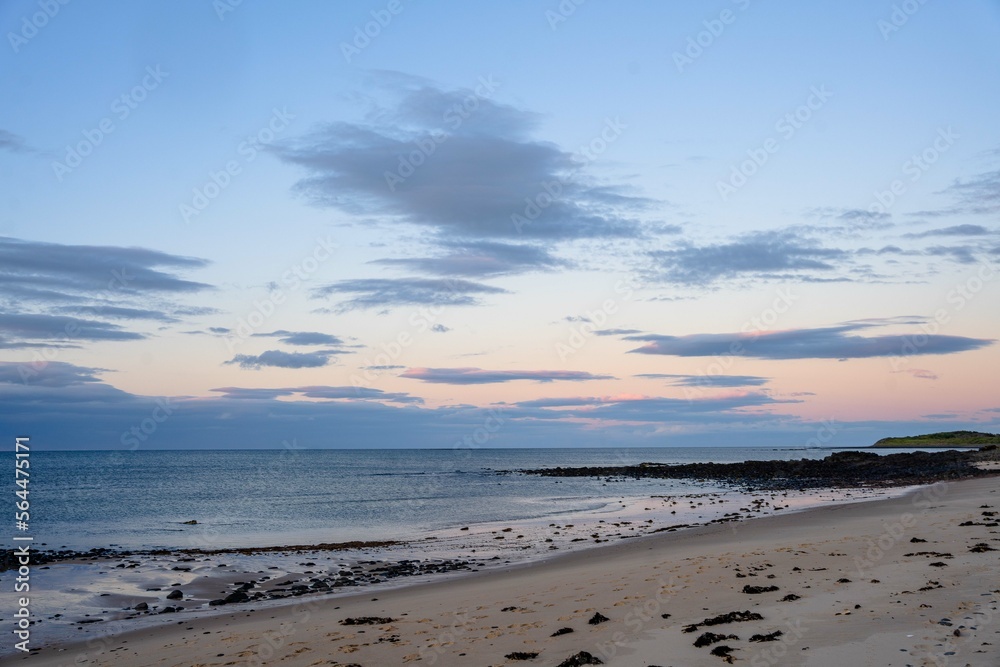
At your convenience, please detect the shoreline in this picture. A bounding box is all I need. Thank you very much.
[4,484,905,654]
[11,476,1000,665]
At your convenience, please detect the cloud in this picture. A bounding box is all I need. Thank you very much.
[903,224,991,238]
[942,167,1000,215]
[924,245,978,264]
[372,240,568,277]
[805,207,893,232]
[224,349,342,370]
[594,328,644,336]
[252,330,345,346]
[272,75,648,241]
[0,237,213,347]
[511,391,796,423]
[894,368,939,380]
[314,278,507,312]
[401,367,615,384]
[210,385,422,404]
[649,230,847,284]
[0,361,108,387]
[0,237,210,298]
[3,370,997,450]
[53,305,178,322]
[635,373,769,387]
[0,130,32,154]
[625,320,993,360]
[0,312,145,348]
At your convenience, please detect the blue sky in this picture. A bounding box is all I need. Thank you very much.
[2,0,999,449]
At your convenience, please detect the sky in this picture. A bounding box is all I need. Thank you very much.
[1,0,999,450]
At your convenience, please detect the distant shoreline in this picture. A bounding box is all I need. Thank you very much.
[871,430,1000,448]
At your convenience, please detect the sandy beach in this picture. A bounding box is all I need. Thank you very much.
[10,476,998,667]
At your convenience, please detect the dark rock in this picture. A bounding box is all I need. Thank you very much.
[742,585,779,594]
[588,612,610,625]
[780,594,801,601]
[505,651,539,660]
[750,630,784,642]
[134,602,148,611]
[555,651,603,667]
[515,447,1000,491]
[693,632,739,648]
[166,590,183,600]
[340,617,395,626]
[710,645,736,663]
[683,610,764,633]
[550,627,574,637]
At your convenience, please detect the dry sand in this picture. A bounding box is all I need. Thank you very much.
[10,477,999,667]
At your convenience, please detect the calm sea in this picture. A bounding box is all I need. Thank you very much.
[16,447,905,551]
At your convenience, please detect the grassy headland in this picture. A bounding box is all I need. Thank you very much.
[872,430,1000,448]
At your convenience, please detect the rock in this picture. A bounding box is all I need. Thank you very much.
[550,627,574,637]
[588,612,610,625]
[339,617,395,626]
[505,651,540,660]
[181,520,198,525]
[694,632,738,648]
[742,585,779,594]
[749,630,784,642]
[166,590,183,600]
[710,645,736,663]
[555,651,603,667]
[780,594,801,601]
[134,602,148,611]
[683,610,764,633]
[224,591,249,604]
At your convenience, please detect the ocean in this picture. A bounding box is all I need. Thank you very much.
[18,446,908,552]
